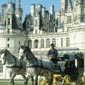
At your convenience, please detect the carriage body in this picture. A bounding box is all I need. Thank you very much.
[40,54,79,85]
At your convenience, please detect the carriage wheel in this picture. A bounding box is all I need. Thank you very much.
[61,75,71,85]
[40,77,47,85]
[76,73,85,85]
[53,74,63,85]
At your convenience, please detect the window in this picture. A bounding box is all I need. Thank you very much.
[52,38,56,46]
[67,16,71,23]
[41,39,44,48]
[7,29,10,33]
[19,41,20,45]
[46,39,50,48]
[66,38,70,47]
[7,38,10,41]
[7,44,9,48]
[34,40,38,48]
[61,38,63,47]
[8,18,10,25]
[28,40,32,48]
[35,30,37,35]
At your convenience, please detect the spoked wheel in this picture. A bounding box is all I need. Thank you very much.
[53,74,63,85]
[76,73,85,85]
[39,77,47,85]
[61,75,71,85]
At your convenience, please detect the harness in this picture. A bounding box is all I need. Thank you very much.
[12,55,16,66]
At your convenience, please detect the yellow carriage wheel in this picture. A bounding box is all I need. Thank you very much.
[53,74,63,85]
[76,73,85,85]
[40,77,47,85]
[61,75,71,85]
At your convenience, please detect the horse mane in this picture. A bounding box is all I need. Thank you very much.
[4,49,17,60]
[24,46,37,60]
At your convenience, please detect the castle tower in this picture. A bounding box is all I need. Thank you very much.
[15,0,23,20]
[36,4,42,16]
[42,7,45,17]
[74,0,85,23]
[63,0,73,32]
[30,4,35,16]
[6,0,15,33]
[61,0,65,13]
[60,0,65,29]
[50,4,55,17]
[65,0,73,12]
[1,4,7,25]
[33,16,40,35]
[15,0,23,29]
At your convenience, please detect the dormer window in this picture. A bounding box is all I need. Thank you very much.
[7,29,10,33]
[67,16,71,23]
[7,44,10,48]
[8,18,10,25]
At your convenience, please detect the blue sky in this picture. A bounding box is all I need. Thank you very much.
[0,0,60,20]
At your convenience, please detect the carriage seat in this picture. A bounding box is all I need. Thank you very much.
[53,63,61,72]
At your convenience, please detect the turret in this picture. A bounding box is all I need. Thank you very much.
[74,0,85,23]
[7,0,15,14]
[36,4,42,16]
[15,0,23,20]
[33,16,40,35]
[65,0,73,12]
[30,4,35,16]
[42,7,46,17]
[1,4,7,25]
[5,0,19,33]
[15,0,23,30]
[50,5,55,15]
[61,0,65,13]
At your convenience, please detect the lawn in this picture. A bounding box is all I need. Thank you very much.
[0,82,23,85]
[0,80,32,85]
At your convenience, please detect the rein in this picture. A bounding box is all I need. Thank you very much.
[12,55,16,66]
[25,50,44,68]
[24,48,39,67]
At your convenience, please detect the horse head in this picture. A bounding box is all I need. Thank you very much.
[19,46,30,59]
[0,49,8,65]
[19,46,25,58]
[19,45,37,65]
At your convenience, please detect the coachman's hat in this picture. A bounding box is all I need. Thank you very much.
[50,43,55,47]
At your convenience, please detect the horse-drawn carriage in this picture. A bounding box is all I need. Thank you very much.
[40,54,79,85]
[0,46,84,85]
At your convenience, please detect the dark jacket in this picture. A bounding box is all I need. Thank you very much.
[47,49,58,58]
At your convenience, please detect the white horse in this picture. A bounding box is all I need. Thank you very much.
[0,49,28,85]
[19,46,61,85]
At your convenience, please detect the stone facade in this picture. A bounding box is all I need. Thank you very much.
[23,0,85,56]
[0,0,85,79]
[0,0,27,55]
[0,0,85,56]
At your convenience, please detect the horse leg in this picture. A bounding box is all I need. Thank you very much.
[35,75,38,85]
[49,77,53,85]
[22,74,28,85]
[46,73,53,85]
[31,76,34,85]
[49,74,53,85]
[9,73,16,85]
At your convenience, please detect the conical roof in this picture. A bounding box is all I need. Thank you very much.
[7,2,15,14]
